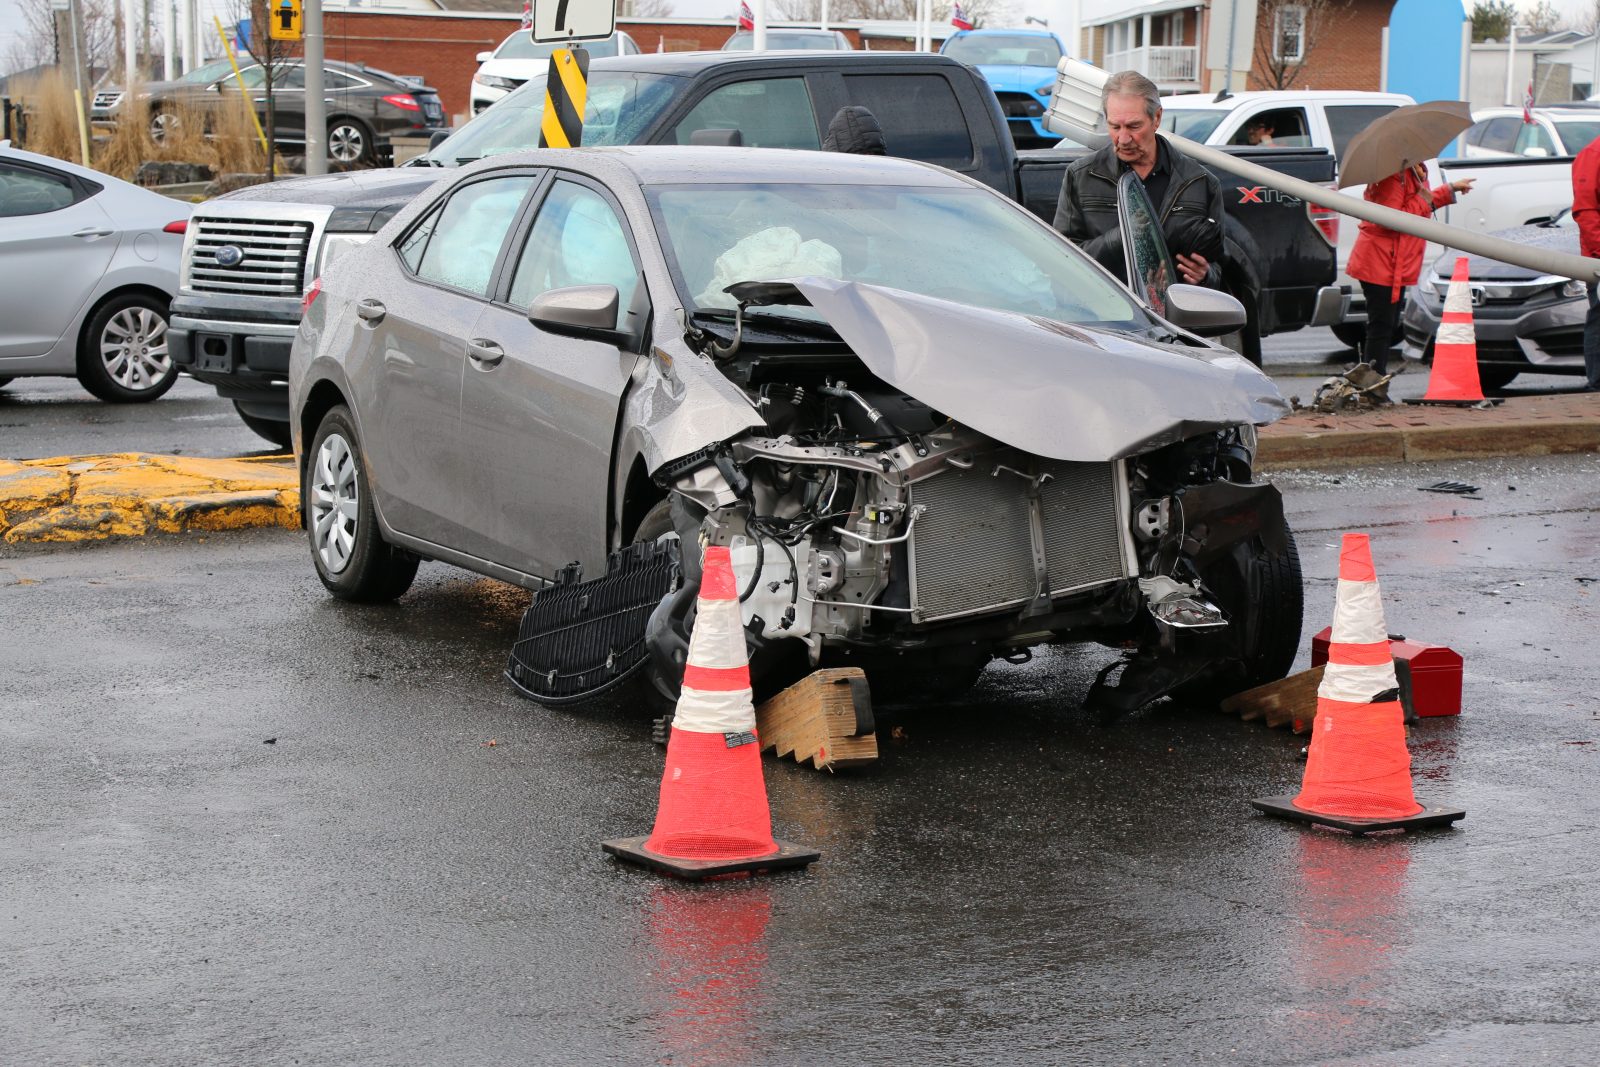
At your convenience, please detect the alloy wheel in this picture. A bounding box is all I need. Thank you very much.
[329,124,365,163]
[150,111,177,142]
[99,306,172,392]
[311,432,360,574]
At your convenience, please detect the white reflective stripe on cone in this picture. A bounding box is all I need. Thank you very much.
[1437,323,1476,345]
[1320,659,1400,703]
[1444,284,1473,314]
[1331,578,1388,645]
[673,686,758,733]
[687,597,751,670]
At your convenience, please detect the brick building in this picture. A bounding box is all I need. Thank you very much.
[1245,0,1391,92]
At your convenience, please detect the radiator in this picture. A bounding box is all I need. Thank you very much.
[907,457,1128,624]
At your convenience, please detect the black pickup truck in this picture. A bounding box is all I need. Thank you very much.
[169,51,1340,445]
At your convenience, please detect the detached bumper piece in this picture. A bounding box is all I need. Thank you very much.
[505,539,681,705]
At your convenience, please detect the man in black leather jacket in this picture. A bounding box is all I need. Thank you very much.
[1053,70,1225,289]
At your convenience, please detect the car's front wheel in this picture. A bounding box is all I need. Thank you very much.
[306,406,418,602]
[77,293,179,403]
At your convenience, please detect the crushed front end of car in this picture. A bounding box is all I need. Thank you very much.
[509,277,1300,714]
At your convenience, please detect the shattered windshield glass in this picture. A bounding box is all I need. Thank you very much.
[646,182,1148,330]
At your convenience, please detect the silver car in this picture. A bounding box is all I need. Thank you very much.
[0,144,190,401]
[290,147,1299,712]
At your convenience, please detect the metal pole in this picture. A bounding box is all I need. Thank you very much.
[1504,28,1518,107]
[1221,0,1237,92]
[124,0,138,83]
[304,0,325,174]
[820,0,828,34]
[163,0,174,79]
[753,0,766,51]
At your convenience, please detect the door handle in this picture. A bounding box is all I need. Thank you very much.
[466,338,505,367]
[356,298,386,324]
[72,227,113,239]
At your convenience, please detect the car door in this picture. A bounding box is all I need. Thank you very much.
[0,159,118,359]
[459,175,647,576]
[354,171,540,550]
[252,62,306,143]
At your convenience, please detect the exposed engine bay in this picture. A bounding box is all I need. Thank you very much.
[509,278,1301,712]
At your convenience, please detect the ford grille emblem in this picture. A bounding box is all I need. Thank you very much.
[214,244,244,267]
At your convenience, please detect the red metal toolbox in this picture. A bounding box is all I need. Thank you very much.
[1311,627,1463,717]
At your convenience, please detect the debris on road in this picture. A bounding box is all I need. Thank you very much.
[1419,480,1482,495]
[1296,363,1395,413]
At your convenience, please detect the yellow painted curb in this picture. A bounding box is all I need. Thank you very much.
[1,452,299,545]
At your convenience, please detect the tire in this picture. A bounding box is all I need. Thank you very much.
[1330,322,1366,350]
[1175,514,1303,706]
[327,117,374,165]
[858,648,990,708]
[149,107,178,143]
[305,406,418,603]
[234,401,293,450]
[76,292,179,403]
[1477,364,1520,390]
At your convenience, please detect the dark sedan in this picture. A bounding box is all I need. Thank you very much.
[1401,211,1589,389]
[91,59,445,165]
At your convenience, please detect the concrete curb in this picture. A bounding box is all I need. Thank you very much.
[1257,392,1600,470]
[0,453,298,545]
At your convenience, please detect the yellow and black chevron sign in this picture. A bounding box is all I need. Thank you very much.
[539,47,590,148]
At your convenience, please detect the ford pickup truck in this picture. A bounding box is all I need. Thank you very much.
[169,50,1341,446]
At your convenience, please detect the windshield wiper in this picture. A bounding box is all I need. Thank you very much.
[453,156,481,165]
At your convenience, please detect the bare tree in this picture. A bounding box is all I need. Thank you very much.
[773,0,1006,25]
[1253,0,1353,90]
[1521,0,1562,33]
[4,0,120,80]
[226,0,302,177]
[629,0,675,16]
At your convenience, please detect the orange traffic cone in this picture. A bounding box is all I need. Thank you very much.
[1418,256,1487,404]
[1253,533,1465,834]
[603,544,820,879]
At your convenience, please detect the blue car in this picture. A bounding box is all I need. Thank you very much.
[941,28,1066,148]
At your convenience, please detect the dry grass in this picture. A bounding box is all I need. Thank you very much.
[11,68,271,182]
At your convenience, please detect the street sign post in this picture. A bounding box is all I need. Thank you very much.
[531,0,615,44]
[269,0,303,41]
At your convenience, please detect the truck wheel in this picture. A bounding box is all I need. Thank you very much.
[0,377,12,389]
[306,406,418,603]
[234,402,293,450]
[328,117,374,165]
[1330,322,1366,350]
[1175,514,1303,707]
[76,292,179,403]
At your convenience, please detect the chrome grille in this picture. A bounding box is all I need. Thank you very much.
[908,458,1127,624]
[189,217,313,296]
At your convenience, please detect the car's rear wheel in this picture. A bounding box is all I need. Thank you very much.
[306,406,418,602]
[234,402,293,450]
[327,117,374,165]
[77,293,179,403]
[1330,322,1366,350]
[149,108,178,143]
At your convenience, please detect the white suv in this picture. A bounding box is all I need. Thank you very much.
[470,31,641,115]
[1461,104,1600,158]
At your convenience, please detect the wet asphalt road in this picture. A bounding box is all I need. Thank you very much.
[3,453,1598,1065]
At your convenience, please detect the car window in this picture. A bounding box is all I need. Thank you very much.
[1554,119,1600,155]
[325,70,360,89]
[496,32,626,59]
[0,161,83,217]
[1324,104,1398,160]
[233,65,268,90]
[508,181,638,327]
[1117,170,1176,319]
[412,176,538,296]
[1514,120,1556,156]
[842,73,974,168]
[672,78,819,149]
[1226,106,1311,147]
[1477,116,1520,153]
[272,65,306,90]
[430,72,678,162]
[1161,109,1228,141]
[180,58,236,84]
[941,33,1062,66]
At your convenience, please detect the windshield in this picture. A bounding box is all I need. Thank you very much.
[1556,119,1600,155]
[495,32,627,60]
[1161,109,1228,142]
[180,58,236,85]
[942,33,1062,66]
[424,71,678,163]
[722,31,842,49]
[648,182,1146,330]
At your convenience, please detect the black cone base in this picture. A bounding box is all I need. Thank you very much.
[1252,795,1466,836]
[602,836,820,880]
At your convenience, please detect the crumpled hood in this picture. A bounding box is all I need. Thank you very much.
[789,278,1289,463]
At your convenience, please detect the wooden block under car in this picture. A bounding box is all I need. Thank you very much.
[1222,665,1325,733]
[755,667,879,771]
[1312,627,1463,716]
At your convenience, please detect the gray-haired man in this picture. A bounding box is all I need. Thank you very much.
[1053,70,1224,289]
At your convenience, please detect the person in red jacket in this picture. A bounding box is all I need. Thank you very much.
[1347,164,1474,376]
[1572,137,1600,391]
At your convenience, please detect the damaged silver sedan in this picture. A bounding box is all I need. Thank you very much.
[289,147,1301,713]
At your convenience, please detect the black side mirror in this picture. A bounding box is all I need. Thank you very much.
[688,128,743,146]
[428,129,451,151]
